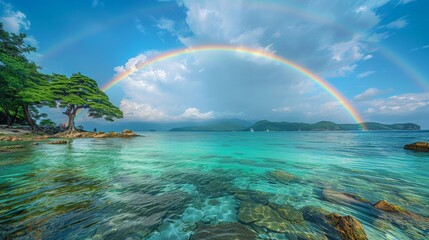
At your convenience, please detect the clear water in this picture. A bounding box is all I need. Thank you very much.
[1,131,428,239]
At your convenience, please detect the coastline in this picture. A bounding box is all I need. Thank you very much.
[0,127,140,142]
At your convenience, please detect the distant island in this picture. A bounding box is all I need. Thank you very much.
[170,120,421,132]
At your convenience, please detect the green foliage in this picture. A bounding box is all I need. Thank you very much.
[0,23,121,131]
[40,119,56,127]
[0,23,53,128]
[51,73,123,131]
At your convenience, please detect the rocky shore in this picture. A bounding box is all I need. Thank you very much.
[0,127,140,142]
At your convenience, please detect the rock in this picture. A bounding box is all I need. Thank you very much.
[234,190,271,205]
[191,222,257,240]
[322,189,370,207]
[123,129,133,134]
[404,142,429,152]
[301,206,330,224]
[373,199,429,224]
[269,170,297,183]
[269,203,304,223]
[237,202,291,233]
[302,206,368,240]
[48,140,68,144]
[0,145,24,152]
[326,213,368,240]
[373,200,408,214]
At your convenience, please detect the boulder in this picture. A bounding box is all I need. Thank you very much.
[373,200,429,223]
[373,200,407,214]
[327,213,368,240]
[269,170,297,183]
[404,142,429,152]
[302,206,368,240]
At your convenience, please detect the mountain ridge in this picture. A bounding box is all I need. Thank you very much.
[170,120,421,131]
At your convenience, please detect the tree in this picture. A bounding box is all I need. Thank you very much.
[51,73,123,133]
[0,23,52,129]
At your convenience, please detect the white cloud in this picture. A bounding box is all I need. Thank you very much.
[156,17,176,34]
[398,0,414,5]
[362,92,429,115]
[357,71,376,78]
[385,17,408,29]
[135,18,145,33]
[114,0,416,124]
[363,55,373,60]
[354,88,383,101]
[179,108,214,120]
[120,99,213,121]
[0,3,30,33]
[120,100,167,121]
[411,45,429,52]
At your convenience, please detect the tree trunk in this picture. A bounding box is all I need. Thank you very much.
[9,107,19,127]
[65,106,79,134]
[66,113,75,133]
[22,104,39,131]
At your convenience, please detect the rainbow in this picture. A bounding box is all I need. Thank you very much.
[100,45,367,130]
[41,1,428,91]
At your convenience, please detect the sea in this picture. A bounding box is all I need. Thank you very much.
[0,131,428,239]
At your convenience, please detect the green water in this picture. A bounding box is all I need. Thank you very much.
[1,131,428,239]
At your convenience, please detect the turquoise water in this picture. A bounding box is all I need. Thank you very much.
[1,131,428,239]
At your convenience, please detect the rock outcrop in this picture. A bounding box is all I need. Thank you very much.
[404,142,429,152]
[326,213,368,240]
[56,130,140,139]
[301,206,368,240]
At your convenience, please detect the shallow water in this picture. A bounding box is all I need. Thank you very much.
[1,131,428,239]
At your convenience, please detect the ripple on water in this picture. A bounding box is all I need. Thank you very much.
[1,131,428,239]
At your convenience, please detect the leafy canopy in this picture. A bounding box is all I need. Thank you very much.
[51,73,123,121]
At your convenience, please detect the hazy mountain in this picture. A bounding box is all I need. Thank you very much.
[246,120,421,131]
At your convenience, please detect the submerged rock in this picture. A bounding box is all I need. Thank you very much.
[373,199,429,238]
[326,213,368,240]
[191,222,257,240]
[269,203,304,223]
[373,200,408,214]
[47,140,68,144]
[301,206,368,240]
[269,170,297,183]
[301,206,331,225]
[237,202,291,233]
[0,145,24,152]
[234,190,271,205]
[322,189,370,206]
[403,142,429,152]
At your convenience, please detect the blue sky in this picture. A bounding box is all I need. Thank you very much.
[1,0,429,128]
